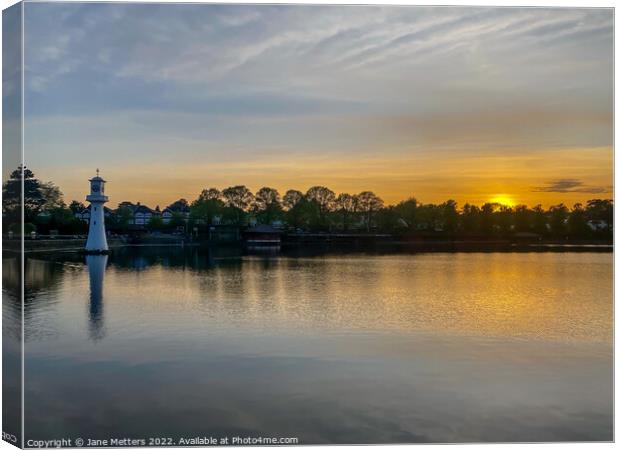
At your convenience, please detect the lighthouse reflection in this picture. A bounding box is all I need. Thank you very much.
[86,254,107,341]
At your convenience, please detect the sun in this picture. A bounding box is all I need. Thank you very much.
[489,194,516,208]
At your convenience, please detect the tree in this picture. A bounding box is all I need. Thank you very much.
[222,185,254,225]
[441,200,458,234]
[115,206,134,231]
[146,215,164,232]
[496,205,513,237]
[166,198,190,212]
[222,185,254,210]
[69,200,86,215]
[254,187,280,210]
[549,204,569,238]
[479,203,496,235]
[461,204,480,234]
[357,191,384,232]
[2,166,45,224]
[305,186,335,229]
[376,205,403,233]
[584,199,613,238]
[282,190,303,210]
[39,206,86,235]
[254,187,282,224]
[198,189,222,202]
[334,193,358,231]
[394,198,418,230]
[532,205,548,236]
[567,203,589,238]
[40,181,65,211]
[514,205,531,232]
[190,188,223,226]
[168,211,187,230]
[282,190,306,230]
[415,204,440,231]
[585,199,613,226]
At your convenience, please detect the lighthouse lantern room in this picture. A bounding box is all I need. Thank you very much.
[85,169,109,253]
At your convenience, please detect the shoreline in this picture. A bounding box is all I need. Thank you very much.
[2,239,613,255]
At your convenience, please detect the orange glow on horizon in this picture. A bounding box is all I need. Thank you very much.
[489,195,516,208]
[34,145,612,211]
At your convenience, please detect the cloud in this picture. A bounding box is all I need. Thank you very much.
[23,5,612,99]
[20,4,613,208]
[532,179,611,194]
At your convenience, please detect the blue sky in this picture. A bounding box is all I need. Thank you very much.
[19,3,613,207]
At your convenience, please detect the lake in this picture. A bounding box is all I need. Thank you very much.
[3,247,613,444]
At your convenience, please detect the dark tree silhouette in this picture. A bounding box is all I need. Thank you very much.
[282,190,303,211]
[514,205,531,232]
[166,198,190,212]
[146,215,165,231]
[335,193,357,231]
[4,165,612,241]
[496,206,513,237]
[532,205,548,236]
[549,204,569,238]
[461,204,480,234]
[190,189,224,226]
[3,166,45,224]
[479,203,495,235]
[586,199,613,225]
[394,198,418,230]
[283,190,305,229]
[39,181,65,211]
[254,187,282,224]
[197,188,222,202]
[568,203,589,237]
[305,186,335,229]
[441,200,458,234]
[69,200,86,214]
[357,191,384,232]
[222,185,254,225]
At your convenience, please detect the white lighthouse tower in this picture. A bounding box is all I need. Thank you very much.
[85,169,109,253]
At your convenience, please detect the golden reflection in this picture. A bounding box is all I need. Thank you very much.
[74,253,613,344]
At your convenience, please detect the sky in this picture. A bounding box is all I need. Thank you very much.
[15,3,613,208]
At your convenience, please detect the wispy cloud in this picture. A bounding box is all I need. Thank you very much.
[23,5,612,107]
[532,179,611,194]
[20,4,613,207]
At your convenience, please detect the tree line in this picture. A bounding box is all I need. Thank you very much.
[184,185,612,240]
[2,167,613,240]
[187,185,385,232]
[2,167,88,235]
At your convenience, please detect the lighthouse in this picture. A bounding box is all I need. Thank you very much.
[85,169,109,253]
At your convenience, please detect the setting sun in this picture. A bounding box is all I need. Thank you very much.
[489,195,516,208]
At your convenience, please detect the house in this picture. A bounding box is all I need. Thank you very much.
[161,199,190,224]
[133,203,157,226]
[162,205,190,224]
[161,208,175,224]
[75,204,114,223]
[115,201,159,226]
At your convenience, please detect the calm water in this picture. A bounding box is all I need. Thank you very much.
[3,247,613,444]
